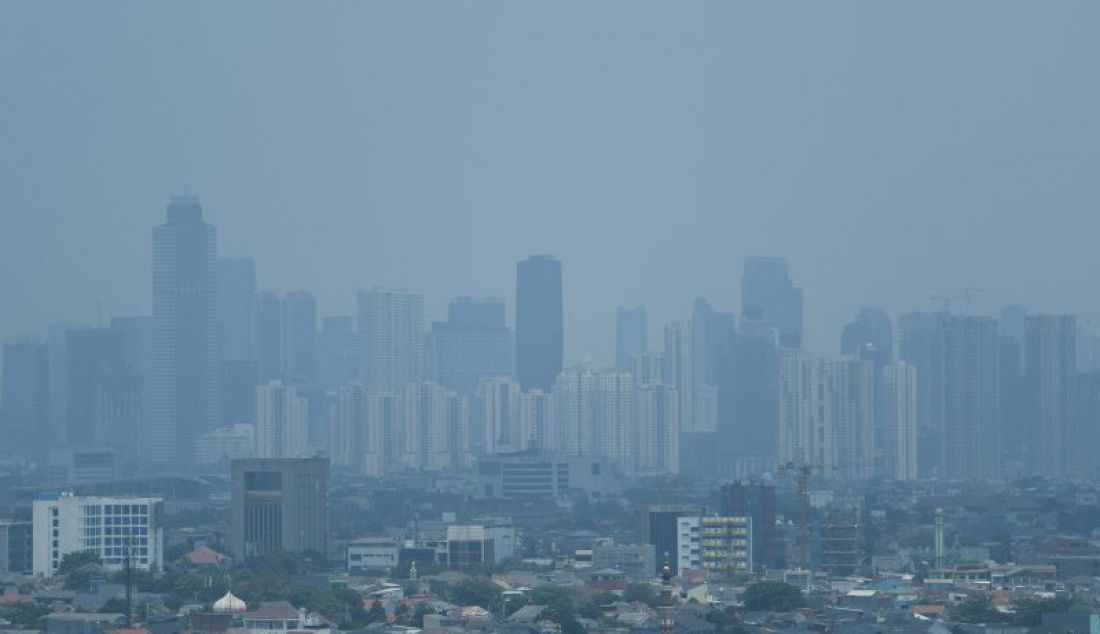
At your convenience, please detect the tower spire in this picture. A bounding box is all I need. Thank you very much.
[659,552,675,634]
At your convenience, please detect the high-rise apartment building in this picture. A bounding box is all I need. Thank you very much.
[230,457,328,559]
[281,291,317,384]
[151,195,221,468]
[936,315,1000,480]
[357,288,424,392]
[662,320,694,433]
[615,306,647,371]
[1026,315,1077,477]
[717,318,779,475]
[516,256,563,392]
[403,383,469,471]
[676,516,753,576]
[520,389,556,453]
[635,383,679,475]
[33,493,164,577]
[428,297,514,395]
[0,337,50,463]
[255,380,309,459]
[483,378,524,454]
[740,257,803,348]
[882,362,918,481]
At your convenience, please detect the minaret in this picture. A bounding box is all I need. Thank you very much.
[659,553,675,634]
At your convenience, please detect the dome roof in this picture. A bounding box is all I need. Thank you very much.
[213,591,247,613]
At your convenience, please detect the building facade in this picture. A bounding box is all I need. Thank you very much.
[230,458,329,559]
[32,493,164,577]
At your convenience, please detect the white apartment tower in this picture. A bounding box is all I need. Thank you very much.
[255,380,309,458]
[33,493,164,577]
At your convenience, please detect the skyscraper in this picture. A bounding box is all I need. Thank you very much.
[0,336,50,463]
[255,380,309,459]
[402,382,468,470]
[357,288,424,392]
[317,316,357,390]
[516,255,563,391]
[635,382,679,475]
[230,457,328,559]
[662,320,694,433]
[740,257,803,348]
[253,291,283,382]
[897,311,943,477]
[64,328,126,447]
[883,362,918,481]
[936,315,1000,480]
[615,306,647,371]
[151,195,221,468]
[1026,315,1077,477]
[281,291,317,384]
[840,308,894,363]
[218,258,256,363]
[331,382,366,472]
[483,378,524,454]
[717,318,779,475]
[428,297,515,395]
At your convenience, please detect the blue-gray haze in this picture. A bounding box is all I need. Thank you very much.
[2,1,1099,360]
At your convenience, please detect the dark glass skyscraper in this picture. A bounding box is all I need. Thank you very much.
[0,337,50,463]
[615,306,647,370]
[516,255,562,392]
[151,195,221,469]
[740,257,803,348]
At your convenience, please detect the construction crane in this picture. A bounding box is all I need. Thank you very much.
[778,459,877,587]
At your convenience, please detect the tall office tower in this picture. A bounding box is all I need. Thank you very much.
[357,288,424,392]
[0,337,50,463]
[551,367,636,470]
[253,292,283,382]
[662,321,694,432]
[151,195,221,468]
[484,378,524,454]
[721,481,778,570]
[1075,372,1100,478]
[826,358,876,479]
[717,318,779,474]
[520,389,555,452]
[632,352,663,387]
[33,493,164,577]
[897,312,942,476]
[516,255,563,391]
[365,392,400,476]
[635,383,679,475]
[936,315,1001,480]
[428,296,515,395]
[778,351,874,478]
[255,380,309,459]
[47,323,90,454]
[64,328,126,446]
[230,457,328,559]
[615,306,648,370]
[692,299,735,435]
[402,382,468,470]
[218,258,256,362]
[999,334,1027,465]
[740,257,803,348]
[1026,315,1077,477]
[281,291,317,384]
[110,316,153,446]
[883,362,918,481]
[331,382,365,471]
[222,360,258,425]
[317,316,356,389]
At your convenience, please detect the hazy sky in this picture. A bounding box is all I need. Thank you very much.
[2,1,1099,361]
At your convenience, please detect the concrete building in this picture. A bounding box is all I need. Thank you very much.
[151,195,221,469]
[346,536,400,574]
[230,458,328,559]
[1027,315,1078,477]
[484,378,525,454]
[676,515,753,576]
[516,256,563,392]
[255,380,309,459]
[473,453,621,500]
[356,288,424,392]
[883,362,918,481]
[196,424,256,466]
[403,382,469,471]
[635,383,679,475]
[32,492,164,577]
[428,296,515,396]
[591,538,655,582]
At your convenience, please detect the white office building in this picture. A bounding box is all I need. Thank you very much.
[33,493,163,577]
[677,515,752,576]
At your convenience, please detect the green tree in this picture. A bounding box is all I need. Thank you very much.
[365,602,388,624]
[741,581,805,612]
[949,596,1005,624]
[1010,596,1075,627]
[0,602,51,629]
[446,577,502,608]
[623,583,659,608]
[58,551,102,575]
[527,586,586,634]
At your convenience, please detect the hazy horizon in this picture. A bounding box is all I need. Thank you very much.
[4,1,1100,362]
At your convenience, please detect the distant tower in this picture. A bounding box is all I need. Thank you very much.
[659,555,675,634]
[151,194,221,469]
[933,508,945,570]
[357,288,424,392]
[740,257,803,348]
[516,255,563,391]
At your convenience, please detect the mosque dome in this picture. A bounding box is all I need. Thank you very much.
[213,591,247,613]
